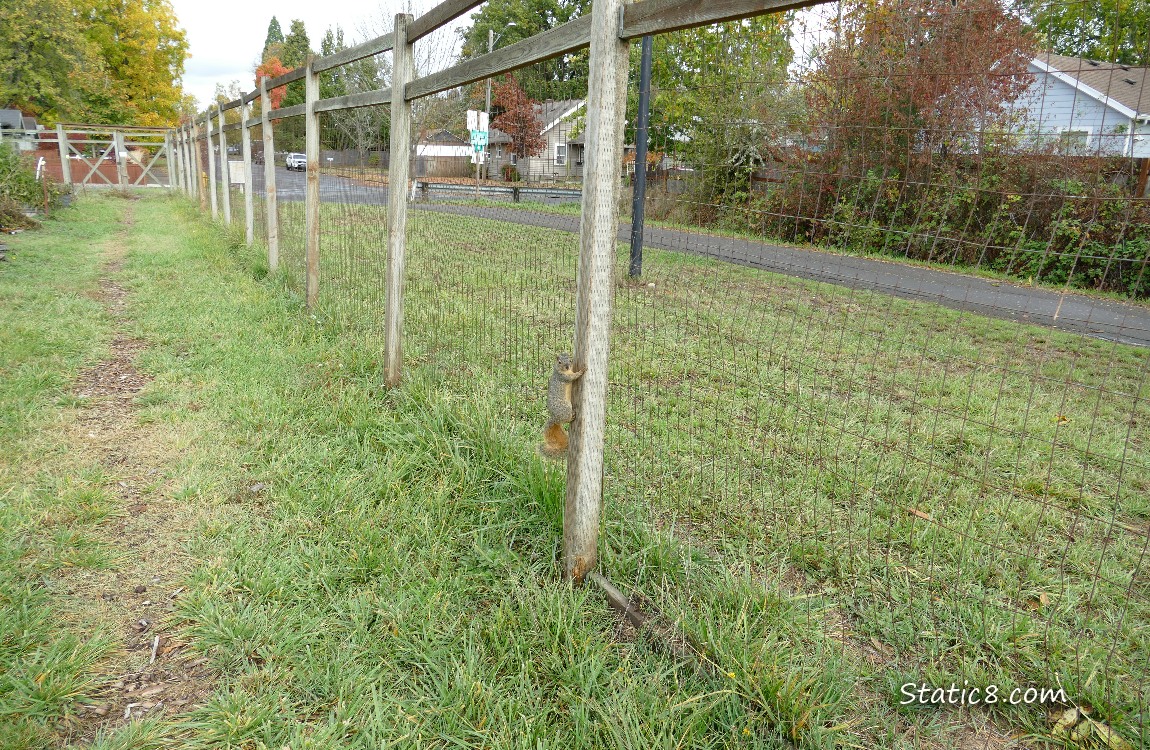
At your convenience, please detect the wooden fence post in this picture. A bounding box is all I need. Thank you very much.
[177,123,188,194]
[165,130,177,192]
[56,125,72,188]
[113,130,128,188]
[304,59,321,309]
[184,124,195,198]
[564,0,630,583]
[260,76,280,272]
[241,97,255,246]
[193,121,206,210]
[384,13,415,386]
[206,112,218,219]
[217,105,232,225]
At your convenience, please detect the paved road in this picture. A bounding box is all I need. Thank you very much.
[256,170,1150,347]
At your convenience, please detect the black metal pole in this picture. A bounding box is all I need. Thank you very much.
[628,35,653,279]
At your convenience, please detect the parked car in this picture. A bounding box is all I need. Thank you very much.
[285,152,306,171]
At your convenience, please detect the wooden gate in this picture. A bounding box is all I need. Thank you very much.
[37,124,173,189]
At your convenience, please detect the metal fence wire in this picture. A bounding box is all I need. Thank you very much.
[174,0,1148,745]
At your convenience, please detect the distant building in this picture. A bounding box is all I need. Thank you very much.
[0,109,42,151]
[414,129,472,178]
[1010,53,1149,157]
[488,99,585,181]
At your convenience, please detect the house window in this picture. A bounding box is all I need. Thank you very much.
[509,152,517,165]
[1058,128,1091,154]
[555,143,567,166]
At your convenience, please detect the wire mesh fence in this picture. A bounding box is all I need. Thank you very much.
[609,1,1149,746]
[174,0,1148,745]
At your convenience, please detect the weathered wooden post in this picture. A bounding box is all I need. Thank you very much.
[113,130,129,188]
[206,112,219,219]
[165,130,177,192]
[187,123,197,196]
[260,76,280,272]
[564,0,630,583]
[217,104,232,225]
[55,124,72,189]
[241,96,255,246]
[304,59,321,309]
[178,123,189,194]
[192,121,206,210]
[384,13,414,386]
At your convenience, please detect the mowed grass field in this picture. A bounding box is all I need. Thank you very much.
[0,192,1146,748]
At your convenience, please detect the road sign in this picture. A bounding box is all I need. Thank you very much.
[469,129,489,148]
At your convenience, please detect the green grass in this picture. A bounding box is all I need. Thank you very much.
[2,192,1147,748]
[302,197,1148,747]
[0,199,123,749]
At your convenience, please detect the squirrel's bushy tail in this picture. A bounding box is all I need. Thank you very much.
[539,421,568,459]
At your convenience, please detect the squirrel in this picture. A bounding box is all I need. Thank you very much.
[540,353,585,459]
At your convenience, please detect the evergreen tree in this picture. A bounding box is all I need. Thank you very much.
[262,16,285,62]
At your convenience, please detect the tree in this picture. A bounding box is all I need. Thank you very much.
[255,57,290,110]
[0,0,188,126]
[263,16,285,62]
[1025,0,1149,66]
[807,0,1036,178]
[280,20,312,70]
[0,0,102,123]
[80,0,189,126]
[316,25,391,163]
[459,0,591,100]
[492,75,545,159]
[274,19,312,152]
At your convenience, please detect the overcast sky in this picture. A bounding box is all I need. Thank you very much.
[170,0,467,109]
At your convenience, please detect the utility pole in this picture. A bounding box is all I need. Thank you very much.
[484,24,515,180]
[628,35,653,279]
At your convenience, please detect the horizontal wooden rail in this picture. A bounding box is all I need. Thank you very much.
[408,0,485,42]
[407,15,593,100]
[244,115,261,129]
[243,89,261,105]
[222,122,242,133]
[314,88,393,113]
[57,123,171,133]
[197,0,834,122]
[314,34,394,72]
[620,0,822,38]
[264,68,307,91]
[268,103,306,120]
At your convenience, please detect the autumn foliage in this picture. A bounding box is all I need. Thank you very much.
[255,57,291,111]
[492,76,545,159]
[807,0,1036,175]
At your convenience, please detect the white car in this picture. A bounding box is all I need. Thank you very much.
[285,152,306,171]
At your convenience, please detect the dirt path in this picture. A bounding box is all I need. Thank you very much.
[56,202,215,743]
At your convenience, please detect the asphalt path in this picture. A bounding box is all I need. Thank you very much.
[257,169,1150,347]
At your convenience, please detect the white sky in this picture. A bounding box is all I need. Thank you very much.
[170,0,468,109]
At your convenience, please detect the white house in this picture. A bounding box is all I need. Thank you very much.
[1010,53,1149,157]
[488,99,585,181]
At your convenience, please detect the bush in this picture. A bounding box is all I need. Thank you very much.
[501,163,521,182]
[0,143,66,228]
[702,149,1150,299]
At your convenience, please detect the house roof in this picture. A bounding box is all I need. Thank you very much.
[489,99,585,145]
[1035,52,1149,118]
[0,109,24,129]
[419,129,468,145]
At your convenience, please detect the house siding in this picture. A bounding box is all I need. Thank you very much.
[1010,63,1136,155]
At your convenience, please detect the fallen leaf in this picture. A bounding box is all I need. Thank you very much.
[1085,718,1135,750]
[1051,707,1080,735]
[907,508,932,521]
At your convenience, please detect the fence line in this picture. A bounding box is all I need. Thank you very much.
[169,0,1148,744]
